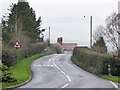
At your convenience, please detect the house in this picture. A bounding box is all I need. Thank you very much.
[57,37,77,54]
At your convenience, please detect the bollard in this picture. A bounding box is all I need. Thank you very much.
[108,64,112,75]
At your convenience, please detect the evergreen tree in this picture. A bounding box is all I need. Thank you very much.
[2,1,46,66]
[92,37,107,53]
[2,1,42,44]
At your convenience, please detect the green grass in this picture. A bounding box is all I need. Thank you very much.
[98,74,120,83]
[1,53,45,88]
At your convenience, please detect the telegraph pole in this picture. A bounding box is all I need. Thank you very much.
[90,16,92,48]
[48,26,50,46]
[83,16,93,48]
[49,27,50,43]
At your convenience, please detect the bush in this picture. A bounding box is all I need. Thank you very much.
[2,42,47,66]
[2,71,17,83]
[72,47,119,75]
[0,64,17,83]
[2,50,17,66]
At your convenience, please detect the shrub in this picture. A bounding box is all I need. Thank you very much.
[0,64,17,83]
[72,47,118,75]
[2,50,17,66]
[2,71,17,83]
[2,42,47,66]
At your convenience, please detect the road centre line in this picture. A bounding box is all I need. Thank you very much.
[52,55,71,88]
[61,83,69,88]
[52,56,71,82]
[66,75,72,82]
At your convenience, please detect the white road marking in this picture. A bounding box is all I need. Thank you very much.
[61,83,69,88]
[34,64,54,67]
[61,71,65,74]
[49,59,52,62]
[51,65,54,67]
[52,55,71,88]
[66,75,72,82]
[109,81,119,88]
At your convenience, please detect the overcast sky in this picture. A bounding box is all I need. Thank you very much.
[0,0,119,47]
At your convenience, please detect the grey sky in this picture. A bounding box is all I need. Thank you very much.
[0,0,119,47]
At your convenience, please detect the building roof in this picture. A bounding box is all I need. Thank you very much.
[62,43,77,50]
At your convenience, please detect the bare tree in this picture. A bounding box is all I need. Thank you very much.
[93,25,105,42]
[105,12,120,61]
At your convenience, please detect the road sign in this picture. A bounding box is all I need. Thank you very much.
[13,41,21,49]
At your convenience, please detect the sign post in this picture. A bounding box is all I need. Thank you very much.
[13,41,21,62]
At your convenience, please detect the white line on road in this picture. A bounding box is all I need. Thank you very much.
[51,65,54,67]
[66,75,71,82]
[109,81,119,88]
[61,83,69,88]
[34,64,54,67]
[49,59,52,62]
[52,55,71,88]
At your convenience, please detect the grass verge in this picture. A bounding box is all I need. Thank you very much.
[1,53,45,88]
[98,74,120,83]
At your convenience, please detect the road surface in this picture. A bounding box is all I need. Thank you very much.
[19,54,116,89]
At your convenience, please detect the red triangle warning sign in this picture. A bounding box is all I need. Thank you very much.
[13,41,21,49]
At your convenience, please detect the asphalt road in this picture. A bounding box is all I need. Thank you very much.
[19,54,116,88]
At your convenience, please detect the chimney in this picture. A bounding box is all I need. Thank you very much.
[59,37,63,45]
[57,38,60,43]
[118,1,120,14]
[57,37,63,45]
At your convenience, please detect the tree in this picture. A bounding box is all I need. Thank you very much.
[105,13,120,61]
[2,1,42,45]
[93,25,105,42]
[92,37,107,53]
[1,1,44,66]
[92,25,107,53]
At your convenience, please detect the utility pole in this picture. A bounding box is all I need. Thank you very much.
[49,27,50,43]
[48,26,50,46]
[90,16,92,48]
[83,16,93,48]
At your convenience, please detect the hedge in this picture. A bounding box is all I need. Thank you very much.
[72,47,119,76]
[2,42,47,66]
